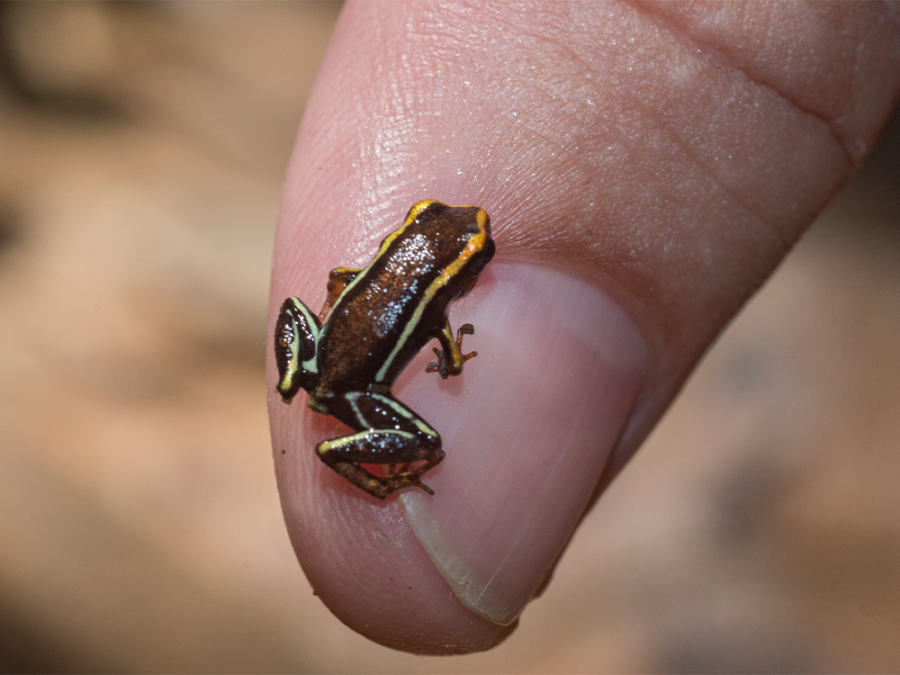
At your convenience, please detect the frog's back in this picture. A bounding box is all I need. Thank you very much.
[317,202,491,392]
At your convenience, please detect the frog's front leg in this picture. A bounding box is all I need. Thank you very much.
[426,321,478,379]
[317,391,445,499]
[318,267,361,322]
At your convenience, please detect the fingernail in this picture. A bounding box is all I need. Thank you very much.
[394,263,648,625]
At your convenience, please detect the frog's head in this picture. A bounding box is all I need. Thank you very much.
[441,203,494,300]
[401,200,495,302]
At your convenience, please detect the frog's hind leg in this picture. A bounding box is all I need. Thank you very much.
[317,392,445,499]
[317,429,442,498]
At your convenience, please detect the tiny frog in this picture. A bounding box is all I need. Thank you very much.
[274,200,494,499]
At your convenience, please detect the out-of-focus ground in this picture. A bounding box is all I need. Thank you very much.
[0,2,898,672]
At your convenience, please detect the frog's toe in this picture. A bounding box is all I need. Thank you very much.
[385,470,435,496]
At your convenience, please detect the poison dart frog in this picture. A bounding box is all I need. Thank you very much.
[274,200,494,498]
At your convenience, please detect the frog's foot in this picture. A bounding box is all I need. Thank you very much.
[388,448,445,494]
[328,462,393,499]
[316,419,445,498]
[327,462,436,499]
[425,348,450,379]
[384,470,435,496]
[426,323,478,379]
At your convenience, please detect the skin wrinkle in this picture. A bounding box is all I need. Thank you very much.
[628,4,855,210]
[665,127,791,255]
[634,1,896,166]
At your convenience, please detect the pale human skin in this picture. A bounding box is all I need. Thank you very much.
[268,1,900,655]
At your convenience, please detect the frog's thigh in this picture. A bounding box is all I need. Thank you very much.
[319,391,441,463]
[317,429,425,464]
[317,393,446,497]
[349,392,439,438]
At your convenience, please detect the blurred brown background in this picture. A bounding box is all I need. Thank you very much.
[0,2,898,672]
